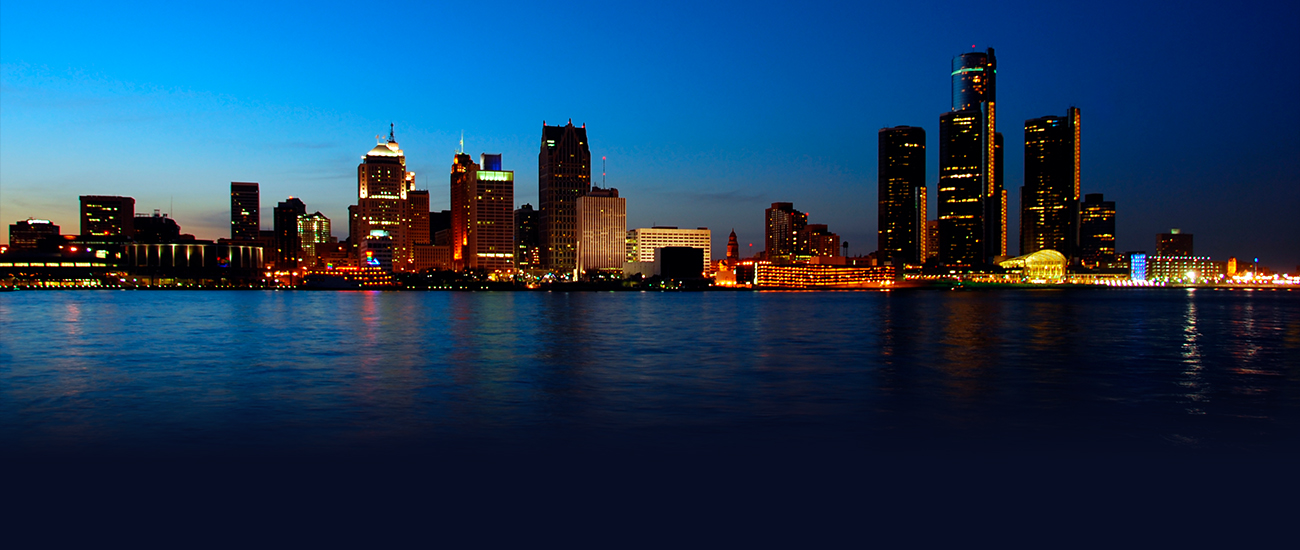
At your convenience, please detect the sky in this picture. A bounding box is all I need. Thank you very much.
[2,0,1297,270]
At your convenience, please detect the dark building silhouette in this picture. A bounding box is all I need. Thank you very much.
[1079,193,1116,267]
[1021,107,1081,258]
[274,198,306,269]
[514,204,540,272]
[430,210,451,235]
[878,126,926,265]
[538,120,591,275]
[80,195,135,238]
[230,182,260,240]
[658,246,705,280]
[133,212,183,243]
[765,202,807,261]
[1157,229,1193,257]
[726,229,740,261]
[939,48,1004,266]
[8,219,60,251]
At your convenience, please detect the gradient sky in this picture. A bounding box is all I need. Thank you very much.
[2,0,1297,269]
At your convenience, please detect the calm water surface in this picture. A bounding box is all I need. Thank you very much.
[2,288,1298,458]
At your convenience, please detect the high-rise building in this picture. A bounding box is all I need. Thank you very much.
[450,152,476,270]
[274,198,306,269]
[298,212,331,267]
[877,126,926,265]
[626,226,711,275]
[450,153,515,273]
[1157,229,1194,257]
[925,219,940,261]
[80,195,135,238]
[408,190,430,247]
[576,187,625,276]
[514,204,540,273]
[765,202,807,261]
[1079,193,1115,267]
[230,183,260,240]
[538,120,591,275]
[1021,108,1081,258]
[806,224,841,257]
[351,127,416,272]
[939,48,1004,266]
[8,219,60,250]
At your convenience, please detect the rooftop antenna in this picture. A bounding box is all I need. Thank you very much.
[460,131,464,154]
[602,156,606,187]
[389,123,395,143]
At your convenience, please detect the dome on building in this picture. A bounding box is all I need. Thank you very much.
[365,142,403,158]
[999,249,1067,281]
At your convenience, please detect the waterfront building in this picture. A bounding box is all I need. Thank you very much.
[626,226,712,276]
[298,212,331,267]
[1021,108,1081,259]
[939,48,1004,266]
[1157,229,1194,257]
[877,126,926,265]
[80,195,135,238]
[1079,193,1116,267]
[576,186,625,277]
[538,120,591,275]
[472,154,515,273]
[229,183,259,240]
[765,202,807,261]
[514,204,540,273]
[998,249,1068,282]
[274,197,306,269]
[1146,255,1222,282]
[7,219,61,251]
[351,127,417,272]
[752,261,898,288]
[133,212,183,243]
[806,224,841,258]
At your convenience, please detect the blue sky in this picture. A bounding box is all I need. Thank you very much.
[2,0,1297,268]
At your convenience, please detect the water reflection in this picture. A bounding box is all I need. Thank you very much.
[1178,290,1207,415]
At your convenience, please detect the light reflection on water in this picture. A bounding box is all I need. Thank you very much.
[1,288,1297,456]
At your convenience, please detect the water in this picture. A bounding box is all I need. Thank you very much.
[3,288,1297,458]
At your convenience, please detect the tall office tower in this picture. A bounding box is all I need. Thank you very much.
[726,230,740,261]
[352,127,416,271]
[230,183,260,240]
[1021,107,1081,258]
[576,187,625,275]
[274,198,306,269]
[514,204,540,272]
[626,226,712,275]
[298,212,331,267]
[449,152,477,269]
[408,190,430,247]
[877,126,926,265]
[538,120,591,274]
[8,219,60,250]
[80,195,135,238]
[806,224,841,257]
[940,47,1004,266]
[471,154,515,273]
[765,202,808,261]
[1078,193,1115,267]
[925,220,940,261]
[1157,229,1193,256]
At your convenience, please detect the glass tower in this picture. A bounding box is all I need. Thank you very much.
[939,47,1004,266]
[1021,107,1081,258]
[878,126,926,266]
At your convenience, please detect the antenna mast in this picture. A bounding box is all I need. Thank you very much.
[602,156,606,187]
[459,131,464,154]
[389,123,395,142]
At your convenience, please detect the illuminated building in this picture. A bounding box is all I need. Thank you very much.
[229,183,259,240]
[939,48,1004,266]
[514,204,540,272]
[750,261,897,288]
[408,190,430,249]
[297,212,331,267]
[576,187,625,276]
[1157,229,1194,256]
[80,195,135,238]
[726,230,740,261]
[925,219,939,261]
[302,265,394,289]
[123,242,263,282]
[765,202,807,261]
[274,197,306,269]
[1079,193,1116,267]
[351,126,417,271]
[998,249,1068,282]
[450,153,515,273]
[538,120,591,274]
[361,230,393,271]
[806,224,840,258]
[7,219,60,251]
[450,152,476,269]
[1021,108,1081,259]
[1129,252,1148,281]
[877,126,926,265]
[1146,255,1222,282]
[626,226,711,276]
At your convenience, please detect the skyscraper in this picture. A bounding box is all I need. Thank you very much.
[274,198,306,269]
[1078,193,1115,267]
[765,202,807,261]
[576,186,625,276]
[514,204,540,272]
[877,126,926,265]
[939,47,1004,266]
[471,154,515,273]
[297,212,331,267]
[80,195,135,238]
[230,183,260,240]
[538,120,591,275]
[450,152,476,270]
[352,127,416,271]
[1021,108,1081,258]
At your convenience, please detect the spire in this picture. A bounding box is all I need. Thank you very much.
[388,123,396,143]
[460,130,464,154]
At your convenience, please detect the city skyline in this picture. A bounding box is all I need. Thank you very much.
[2,1,1297,269]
